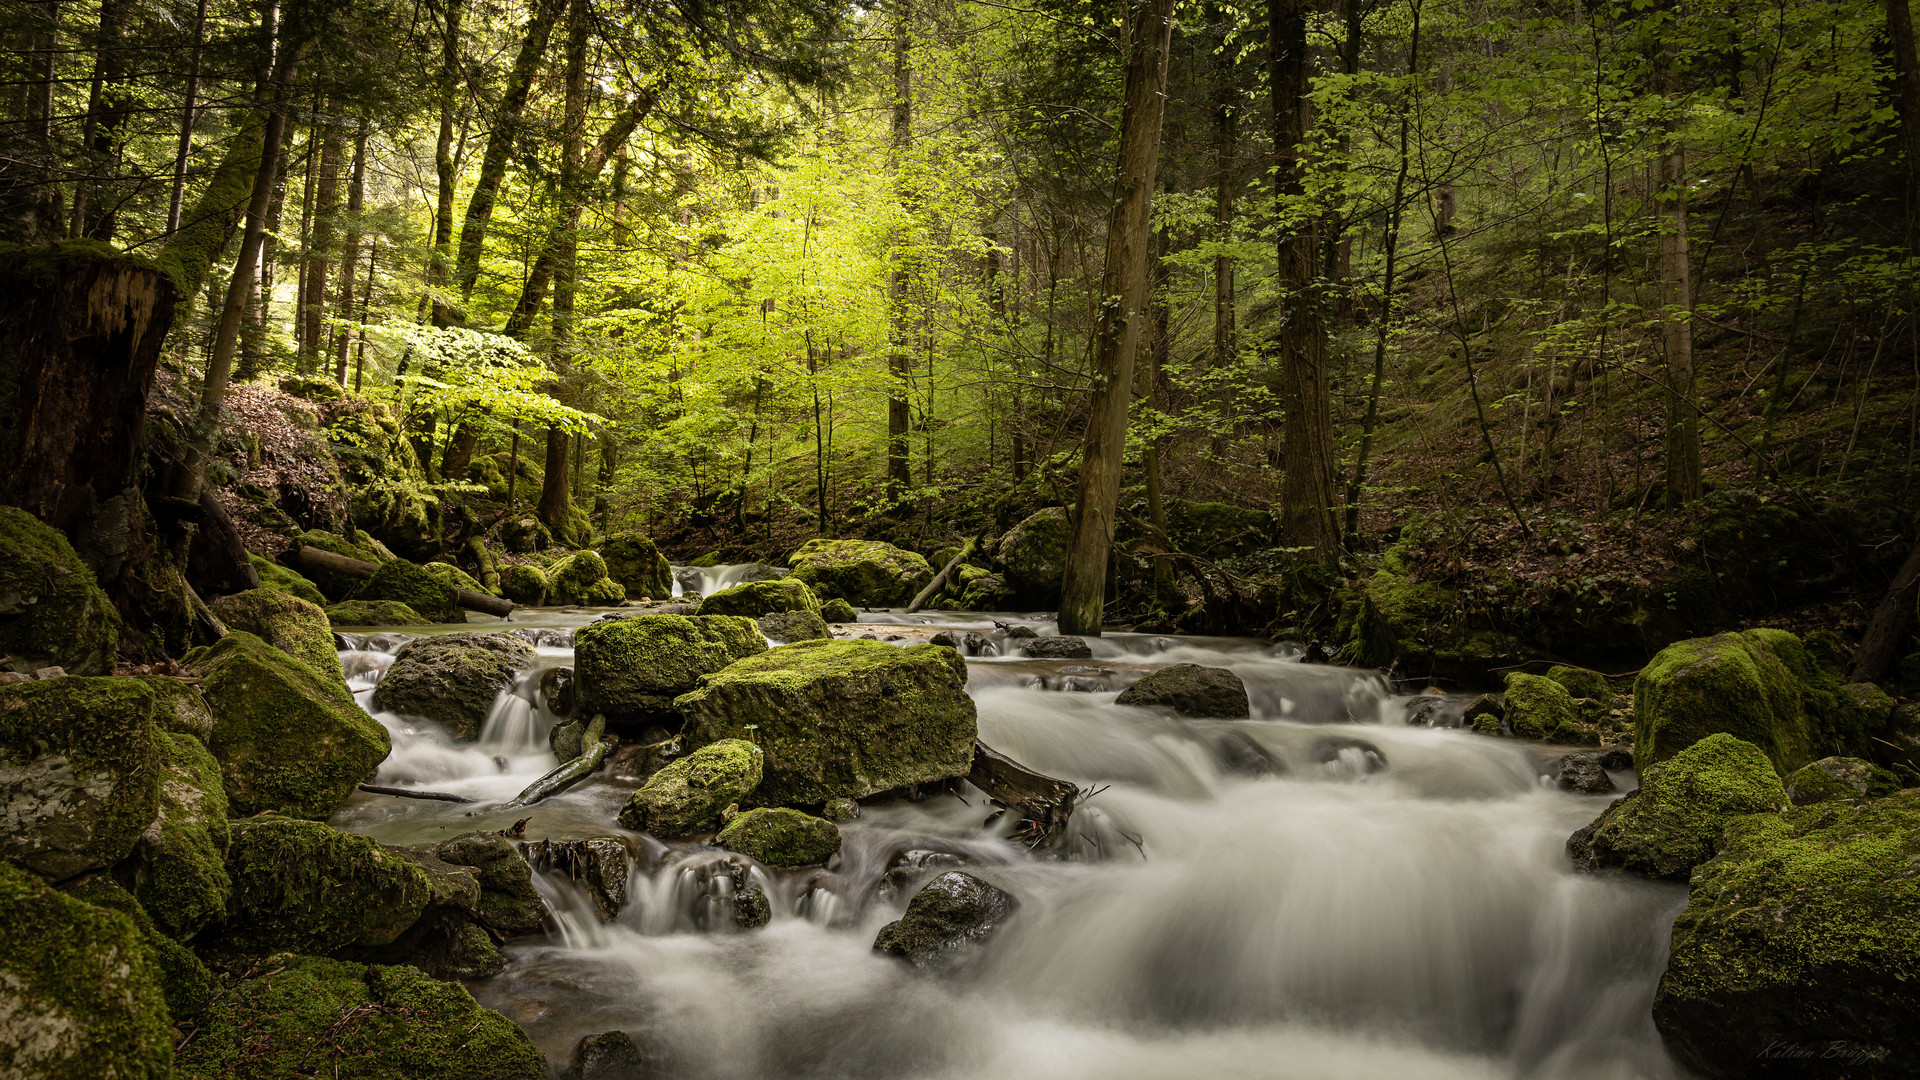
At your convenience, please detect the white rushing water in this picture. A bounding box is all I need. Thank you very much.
[332,613,1686,1080]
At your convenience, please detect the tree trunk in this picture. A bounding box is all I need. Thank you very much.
[292,545,515,616]
[333,116,369,383]
[887,0,915,494]
[165,0,208,234]
[301,120,342,370]
[70,0,130,240]
[453,0,569,301]
[1654,42,1701,506]
[1212,30,1236,370]
[1144,225,1173,602]
[537,426,572,536]
[1057,0,1177,636]
[1271,0,1339,558]
[237,120,295,384]
[1890,0,1920,238]
[430,0,462,327]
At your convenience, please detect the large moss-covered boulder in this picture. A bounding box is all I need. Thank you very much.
[0,862,175,1079]
[251,552,327,607]
[758,609,831,643]
[126,731,230,939]
[138,673,216,741]
[497,562,549,605]
[617,738,763,837]
[175,953,547,1080]
[819,596,859,623]
[213,817,433,955]
[0,504,119,674]
[422,560,485,594]
[1114,663,1249,718]
[548,550,625,606]
[1653,790,1920,1077]
[209,586,347,695]
[786,538,933,607]
[325,599,426,626]
[0,676,162,880]
[602,533,673,601]
[295,528,392,600]
[679,638,977,806]
[369,632,535,740]
[432,831,546,935]
[366,847,501,980]
[357,557,462,623]
[60,870,213,1022]
[574,613,766,729]
[184,631,391,819]
[716,807,841,867]
[1783,756,1900,806]
[1633,630,1813,774]
[696,577,820,618]
[1502,671,1578,739]
[993,507,1069,608]
[1567,733,1788,880]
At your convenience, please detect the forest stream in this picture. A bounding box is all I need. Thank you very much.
[330,578,1684,1080]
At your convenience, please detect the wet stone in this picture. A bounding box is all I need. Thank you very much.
[1213,730,1287,777]
[1023,635,1093,659]
[573,1030,653,1080]
[874,871,1018,970]
[1553,752,1617,794]
[1311,736,1387,775]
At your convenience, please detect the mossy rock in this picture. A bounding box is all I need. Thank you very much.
[360,847,500,979]
[992,507,1069,608]
[1633,630,1814,775]
[175,953,547,1079]
[250,552,327,606]
[696,577,820,618]
[1653,789,1920,1077]
[678,638,977,806]
[716,806,841,867]
[126,731,230,940]
[547,550,618,605]
[0,862,174,1079]
[1503,672,1578,739]
[956,571,1016,612]
[498,563,549,605]
[61,869,214,1021]
[0,675,163,880]
[1567,733,1788,880]
[1544,664,1611,702]
[370,632,535,740]
[1113,663,1250,718]
[0,504,120,675]
[422,560,484,594]
[184,631,391,819]
[617,738,763,837]
[757,609,831,643]
[819,596,859,623]
[213,817,433,956]
[602,533,673,601]
[209,586,347,696]
[137,674,216,741]
[431,832,546,936]
[501,515,551,554]
[1783,756,1901,806]
[326,599,426,626]
[294,528,392,601]
[357,557,462,623]
[786,538,933,607]
[573,614,766,730]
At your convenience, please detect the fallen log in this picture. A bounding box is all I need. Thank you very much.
[968,739,1078,851]
[357,783,474,803]
[293,544,515,617]
[504,717,609,808]
[907,535,980,614]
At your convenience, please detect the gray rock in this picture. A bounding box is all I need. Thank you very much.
[1553,752,1616,794]
[993,508,1068,607]
[1114,663,1250,718]
[434,831,547,935]
[1213,729,1286,777]
[522,837,629,922]
[573,1030,652,1080]
[541,665,575,716]
[371,633,536,740]
[757,609,831,643]
[1023,635,1092,660]
[874,871,1018,970]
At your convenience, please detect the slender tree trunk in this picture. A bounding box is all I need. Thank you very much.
[1890,0,1920,238]
[301,118,342,371]
[166,0,208,234]
[1272,0,1339,557]
[333,116,369,383]
[1057,0,1177,636]
[430,0,463,326]
[1143,226,1173,602]
[353,240,376,391]
[453,0,568,301]
[533,0,591,539]
[1654,43,1701,505]
[886,0,916,494]
[71,0,130,240]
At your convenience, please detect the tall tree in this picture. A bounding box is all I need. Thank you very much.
[429,0,463,327]
[535,0,593,537]
[886,0,915,494]
[1653,11,1700,505]
[333,115,369,384]
[1057,0,1178,636]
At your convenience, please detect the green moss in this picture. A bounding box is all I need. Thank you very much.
[497,563,549,605]
[60,871,212,1020]
[1503,672,1578,739]
[0,676,163,879]
[1567,732,1787,879]
[786,538,933,606]
[1653,790,1920,1071]
[993,507,1069,606]
[251,553,328,606]
[176,953,546,1079]
[1782,756,1901,806]
[0,504,120,674]
[369,633,536,740]
[1545,664,1610,701]
[326,599,426,626]
[0,862,175,1078]
[137,674,216,740]
[677,638,977,806]
[574,614,767,727]
[819,597,859,623]
[431,832,545,936]
[582,577,626,604]
[357,558,461,623]
[208,586,347,696]
[601,533,674,600]
[422,560,483,594]
[618,738,764,836]
[547,550,616,605]
[696,577,821,618]
[184,631,391,819]
[1632,631,1812,774]
[716,806,842,867]
[127,731,230,940]
[295,528,392,601]
[214,817,433,956]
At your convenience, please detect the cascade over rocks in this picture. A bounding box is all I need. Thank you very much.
[1653,789,1920,1078]
[992,507,1068,608]
[371,632,537,739]
[209,586,346,694]
[696,576,820,617]
[213,816,435,955]
[678,639,977,806]
[0,861,174,1080]
[125,730,231,939]
[1114,663,1250,718]
[716,807,842,867]
[522,837,630,922]
[184,630,391,818]
[618,738,763,837]
[0,675,162,880]
[574,613,766,731]
[0,505,120,675]
[1567,733,1788,880]
[786,538,933,606]
[874,871,1019,971]
[601,532,674,600]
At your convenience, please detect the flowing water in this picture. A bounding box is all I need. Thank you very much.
[330,608,1687,1080]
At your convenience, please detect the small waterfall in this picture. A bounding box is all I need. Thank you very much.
[669,563,789,597]
[477,670,551,754]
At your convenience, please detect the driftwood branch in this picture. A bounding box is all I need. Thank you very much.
[358,783,474,803]
[504,717,609,808]
[906,535,981,614]
[969,739,1078,850]
[294,544,515,617]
